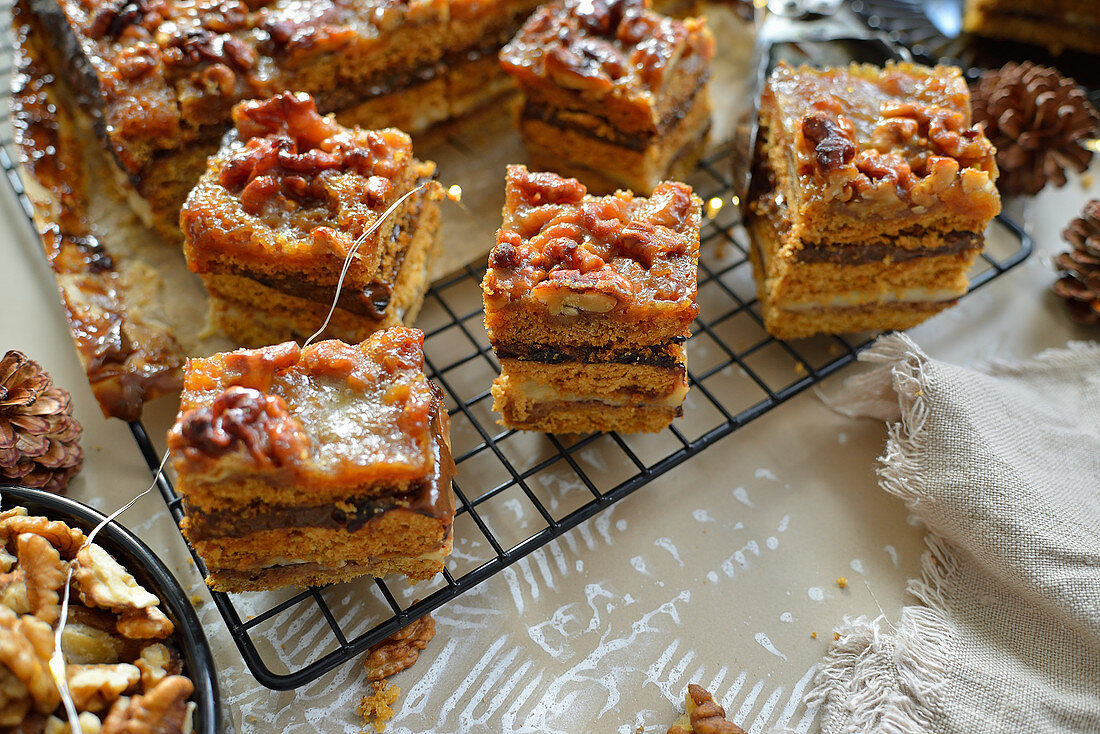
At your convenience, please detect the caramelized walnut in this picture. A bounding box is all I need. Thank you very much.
[500,0,708,97]
[172,386,309,467]
[163,29,255,71]
[220,93,409,216]
[86,0,168,41]
[800,112,857,173]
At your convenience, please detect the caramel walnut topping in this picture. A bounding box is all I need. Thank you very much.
[485,166,701,314]
[171,386,309,467]
[219,92,410,217]
[500,0,711,96]
[770,62,999,217]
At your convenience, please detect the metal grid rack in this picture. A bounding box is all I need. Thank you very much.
[0,19,1032,691]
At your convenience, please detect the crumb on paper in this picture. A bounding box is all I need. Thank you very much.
[836,576,848,589]
[811,632,817,639]
[1082,173,1094,189]
[834,632,841,641]
[358,679,400,733]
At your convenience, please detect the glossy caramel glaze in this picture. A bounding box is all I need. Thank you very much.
[170,327,443,487]
[216,92,411,229]
[482,165,700,320]
[500,0,713,107]
[765,62,999,222]
[182,91,440,285]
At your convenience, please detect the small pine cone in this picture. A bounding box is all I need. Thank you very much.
[0,351,83,493]
[971,62,1099,197]
[1053,200,1100,325]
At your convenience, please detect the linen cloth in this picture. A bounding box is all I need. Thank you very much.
[801,333,1100,734]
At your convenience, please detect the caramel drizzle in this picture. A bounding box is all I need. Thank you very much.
[302,182,431,348]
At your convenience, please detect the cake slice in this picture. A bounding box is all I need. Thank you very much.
[963,0,1100,55]
[28,0,541,240]
[167,327,455,591]
[482,165,700,434]
[499,0,714,195]
[746,61,1001,340]
[181,92,443,347]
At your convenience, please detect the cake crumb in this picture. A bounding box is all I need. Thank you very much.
[794,362,807,376]
[836,576,848,589]
[1082,174,1094,189]
[834,632,841,641]
[358,679,401,733]
[811,632,817,639]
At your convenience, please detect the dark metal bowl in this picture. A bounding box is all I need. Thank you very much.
[0,485,220,734]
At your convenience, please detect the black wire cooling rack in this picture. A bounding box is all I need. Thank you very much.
[0,15,1033,690]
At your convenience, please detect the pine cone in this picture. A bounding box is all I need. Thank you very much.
[971,62,1099,197]
[1053,200,1100,325]
[0,351,83,493]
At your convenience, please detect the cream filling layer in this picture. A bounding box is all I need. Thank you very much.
[512,376,690,408]
[780,286,965,312]
[254,543,451,571]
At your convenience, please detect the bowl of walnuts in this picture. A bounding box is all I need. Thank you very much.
[0,484,219,733]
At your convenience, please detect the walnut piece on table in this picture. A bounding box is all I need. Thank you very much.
[667,684,747,734]
[363,613,436,681]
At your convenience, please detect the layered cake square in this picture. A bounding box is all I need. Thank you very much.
[963,0,1100,55]
[28,0,542,238]
[746,62,1001,340]
[499,0,714,195]
[482,166,700,434]
[181,92,442,347]
[167,327,455,591]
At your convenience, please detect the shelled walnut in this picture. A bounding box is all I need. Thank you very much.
[0,505,195,732]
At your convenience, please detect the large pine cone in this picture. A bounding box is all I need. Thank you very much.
[1054,200,1100,325]
[971,62,1099,197]
[0,351,83,493]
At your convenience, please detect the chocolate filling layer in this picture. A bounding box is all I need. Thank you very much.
[216,185,429,318]
[184,407,455,541]
[520,76,709,151]
[494,341,684,367]
[795,231,984,264]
